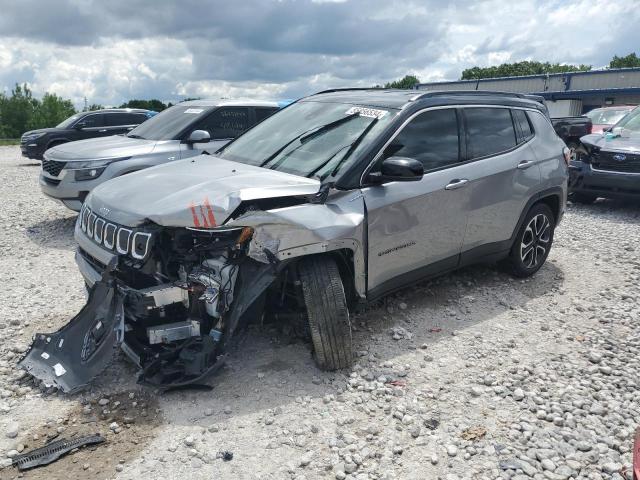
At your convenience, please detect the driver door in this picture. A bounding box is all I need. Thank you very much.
[362,108,472,296]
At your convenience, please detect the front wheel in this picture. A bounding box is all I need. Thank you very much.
[507,204,555,278]
[298,256,353,370]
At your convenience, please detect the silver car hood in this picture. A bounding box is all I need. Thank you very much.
[86,155,321,227]
[581,133,640,153]
[46,135,159,161]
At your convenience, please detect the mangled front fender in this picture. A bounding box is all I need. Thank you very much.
[227,190,367,297]
[18,269,124,394]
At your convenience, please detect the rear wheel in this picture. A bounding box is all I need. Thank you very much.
[298,256,352,370]
[507,203,555,278]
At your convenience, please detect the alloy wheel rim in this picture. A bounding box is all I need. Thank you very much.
[520,213,551,269]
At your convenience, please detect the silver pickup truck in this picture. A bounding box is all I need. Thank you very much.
[20,89,568,392]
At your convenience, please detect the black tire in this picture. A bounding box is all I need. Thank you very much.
[298,256,352,370]
[507,203,555,278]
[569,192,597,204]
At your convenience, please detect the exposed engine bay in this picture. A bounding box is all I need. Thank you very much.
[19,223,283,392]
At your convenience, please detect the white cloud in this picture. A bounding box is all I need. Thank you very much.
[0,0,637,106]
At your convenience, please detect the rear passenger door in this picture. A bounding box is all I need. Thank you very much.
[103,112,142,135]
[459,107,541,260]
[191,107,250,153]
[253,107,279,126]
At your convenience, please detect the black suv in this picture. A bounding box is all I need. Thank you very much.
[20,108,156,160]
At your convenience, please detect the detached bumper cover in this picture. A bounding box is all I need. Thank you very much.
[18,268,124,393]
[569,160,640,198]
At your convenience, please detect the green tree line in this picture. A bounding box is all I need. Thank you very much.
[382,52,640,89]
[0,84,173,139]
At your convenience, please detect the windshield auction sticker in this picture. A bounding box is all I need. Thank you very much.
[184,108,204,114]
[345,106,388,119]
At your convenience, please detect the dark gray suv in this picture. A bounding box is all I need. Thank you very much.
[20,89,569,393]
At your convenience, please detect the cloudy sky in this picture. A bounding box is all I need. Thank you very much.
[0,0,638,107]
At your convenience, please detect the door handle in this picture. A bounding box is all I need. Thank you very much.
[98,129,107,133]
[517,160,534,169]
[444,178,469,190]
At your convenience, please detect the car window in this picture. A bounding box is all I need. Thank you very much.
[131,113,149,124]
[586,108,631,125]
[465,108,516,158]
[127,104,213,141]
[254,107,278,124]
[197,107,250,140]
[78,113,105,128]
[513,109,534,143]
[382,108,460,171]
[104,113,139,127]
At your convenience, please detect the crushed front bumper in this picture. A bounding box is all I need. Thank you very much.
[569,160,640,199]
[18,266,124,393]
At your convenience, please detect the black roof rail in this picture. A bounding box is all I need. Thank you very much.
[413,90,545,103]
[312,87,379,95]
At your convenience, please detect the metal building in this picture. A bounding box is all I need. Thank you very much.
[416,67,640,117]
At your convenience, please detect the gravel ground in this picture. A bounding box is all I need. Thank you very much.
[0,145,639,480]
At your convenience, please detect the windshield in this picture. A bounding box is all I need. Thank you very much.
[218,101,395,180]
[56,114,81,129]
[613,106,640,135]
[126,104,212,141]
[586,108,632,125]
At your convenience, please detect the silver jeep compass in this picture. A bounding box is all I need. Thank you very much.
[20,89,569,392]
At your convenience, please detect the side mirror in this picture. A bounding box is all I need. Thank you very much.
[603,126,612,133]
[369,157,424,184]
[185,130,211,144]
[74,122,87,130]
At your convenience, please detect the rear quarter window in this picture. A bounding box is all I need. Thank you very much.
[513,109,534,142]
[465,107,517,158]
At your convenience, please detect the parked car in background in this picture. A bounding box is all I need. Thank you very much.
[570,106,640,203]
[39,100,281,211]
[20,89,569,392]
[584,105,636,134]
[551,116,592,158]
[20,109,157,160]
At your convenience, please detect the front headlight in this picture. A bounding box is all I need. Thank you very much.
[22,132,46,142]
[66,157,131,181]
[69,157,131,169]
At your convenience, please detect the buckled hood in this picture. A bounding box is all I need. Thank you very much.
[581,132,640,153]
[85,155,321,227]
[45,135,158,161]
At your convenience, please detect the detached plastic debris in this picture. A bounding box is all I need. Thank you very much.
[11,434,105,471]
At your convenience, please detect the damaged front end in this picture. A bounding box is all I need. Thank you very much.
[20,216,278,392]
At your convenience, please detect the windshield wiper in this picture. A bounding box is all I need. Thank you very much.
[127,133,145,139]
[328,117,379,177]
[258,113,360,169]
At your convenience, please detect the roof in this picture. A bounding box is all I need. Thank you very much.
[90,108,154,113]
[179,99,280,108]
[304,88,546,110]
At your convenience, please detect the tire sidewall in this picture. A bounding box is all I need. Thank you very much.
[510,204,555,277]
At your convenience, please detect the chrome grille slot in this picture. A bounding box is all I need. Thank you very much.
[116,228,132,255]
[103,223,117,249]
[131,232,152,260]
[94,218,105,243]
[87,213,97,236]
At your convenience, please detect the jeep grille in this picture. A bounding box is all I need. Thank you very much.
[79,204,153,260]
